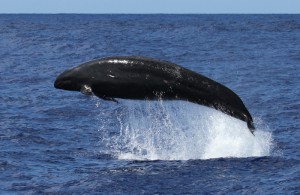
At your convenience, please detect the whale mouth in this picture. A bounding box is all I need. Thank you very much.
[54,77,79,91]
[54,78,71,89]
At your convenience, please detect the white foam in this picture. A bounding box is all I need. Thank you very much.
[96,100,273,160]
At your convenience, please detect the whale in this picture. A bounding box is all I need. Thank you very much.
[54,56,255,134]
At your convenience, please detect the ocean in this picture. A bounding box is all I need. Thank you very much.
[0,14,299,194]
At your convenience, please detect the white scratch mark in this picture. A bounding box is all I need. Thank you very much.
[107,74,115,78]
[108,59,131,64]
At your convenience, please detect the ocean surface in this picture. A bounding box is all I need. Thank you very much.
[1,14,299,194]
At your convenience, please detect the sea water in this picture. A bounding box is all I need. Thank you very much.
[1,14,299,194]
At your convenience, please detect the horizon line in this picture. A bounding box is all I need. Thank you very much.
[1,13,299,15]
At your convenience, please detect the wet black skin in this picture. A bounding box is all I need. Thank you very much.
[54,56,255,134]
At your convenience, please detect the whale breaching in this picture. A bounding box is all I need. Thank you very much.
[54,56,255,134]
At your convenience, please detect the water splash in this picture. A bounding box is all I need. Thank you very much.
[96,100,273,160]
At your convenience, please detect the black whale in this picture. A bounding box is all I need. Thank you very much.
[54,56,255,134]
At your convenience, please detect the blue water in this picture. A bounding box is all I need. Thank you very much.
[1,14,299,194]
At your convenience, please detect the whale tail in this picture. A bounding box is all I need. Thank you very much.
[247,120,255,135]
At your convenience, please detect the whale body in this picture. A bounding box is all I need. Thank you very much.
[54,56,255,134]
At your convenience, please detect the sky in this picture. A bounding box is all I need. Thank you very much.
[0,0,299,14]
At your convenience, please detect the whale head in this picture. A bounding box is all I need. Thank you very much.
[54,65,94,95]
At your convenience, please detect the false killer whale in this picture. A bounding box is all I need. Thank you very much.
[54,56,255,134]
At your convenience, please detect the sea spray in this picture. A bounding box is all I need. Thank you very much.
[96,99,273,160]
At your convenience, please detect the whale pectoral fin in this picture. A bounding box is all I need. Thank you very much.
[80,85,93,96]
[102,96,118,103]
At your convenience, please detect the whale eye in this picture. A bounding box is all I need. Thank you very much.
[80,85,93,96]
